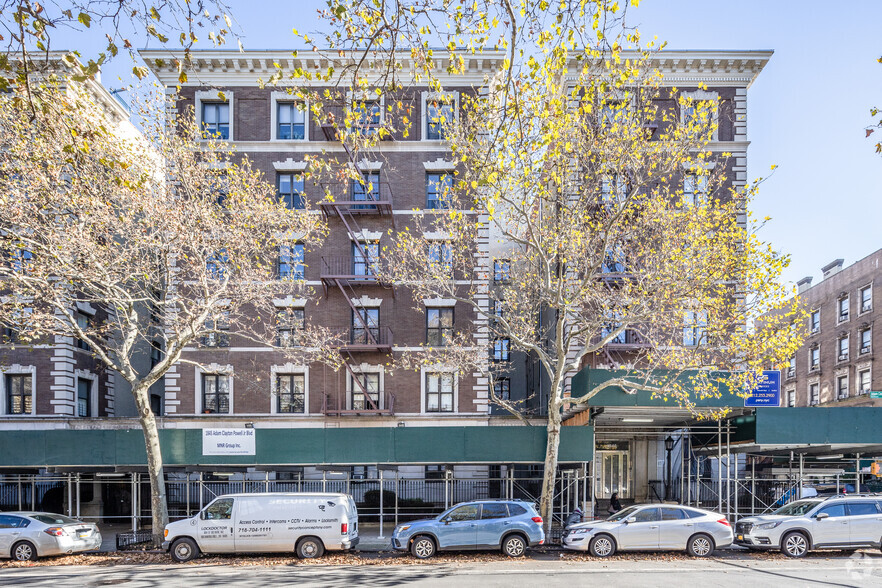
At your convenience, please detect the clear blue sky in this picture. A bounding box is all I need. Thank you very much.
[84,0,882,288]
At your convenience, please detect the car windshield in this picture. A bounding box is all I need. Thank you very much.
[772,500,822,516]
[30,514,81,525]
[606,505,641,522]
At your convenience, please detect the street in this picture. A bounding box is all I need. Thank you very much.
[2,552,881,587]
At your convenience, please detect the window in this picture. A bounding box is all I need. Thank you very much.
[201,102,230,139]
[351,372,379,410]
[493,259,511,283]
[150,340,163,368]
[787,388,796,407]
[75,312,91,351]
[202,374,230,414]
[351,172,380,208]
[683,174,708,207]
[599,100,625,127]
[493,377,510,401]
[683,310,707,347]
[9,247,33,274]
[426,99,455,140]
[351,100,380,134]
[445,504,479,522]
[0,515,29,529]
[206,250,229,281]
[277,102,305,140]
[425,465,446,480]
[680,98,717,138]
[810,310,820,334]
[787,356,796,379]
[491,299,504,319]
[277,373,305,413]
[426,173,452,209]
[204,498,234,520]
[352,242,379,277]
[276,308,305,347]
[634,507,660,522]
[481,503,509,519]
[858,369,871,395]
[428,242,453,274]
[202,310,230,347]
[492,338,510,361]
[278,173,305,209]
[860,285,872,313]
[150,393,162,415]
[601,173,627,204]
[847,502,879,516]
[352,308,379,344]
[279,243,305,280]
[838,336,849,362]
[601,245,626,274]
[809,382,819,406]
[77,378,91,417]
[661,507,686,521]
[809,346,820,370]
[5,374,31,415]
[860,328,872,354]
[838,297,849,323]
[425,372,455,412]
[837,375,849,400]
[816,503,846,518]
[426,307,454,346]
[601,312,626,344]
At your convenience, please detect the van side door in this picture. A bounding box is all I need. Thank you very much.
[198,498,236,553]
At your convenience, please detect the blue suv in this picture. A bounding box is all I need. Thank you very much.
[391,500,545,558]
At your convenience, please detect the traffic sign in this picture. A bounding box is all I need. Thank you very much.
[745,370,781,407]
[871,391,882,399]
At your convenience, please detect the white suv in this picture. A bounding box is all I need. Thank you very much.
[735,495,882,557]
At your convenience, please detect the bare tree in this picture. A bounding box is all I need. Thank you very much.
[0,79,325,543]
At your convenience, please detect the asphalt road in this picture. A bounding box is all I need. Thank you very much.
[3,554,882,588]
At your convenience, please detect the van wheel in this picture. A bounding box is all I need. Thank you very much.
[170,538,199,563]
[502,534,527,557]
[296,536,325,559]
[781,532,808,558]
[410,535,436,559]
[12,540,37,561]
[687,534,715,557]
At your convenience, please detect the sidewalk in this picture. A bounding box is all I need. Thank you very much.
[354,522,394,552]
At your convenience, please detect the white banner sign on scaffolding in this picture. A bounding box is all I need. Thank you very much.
[202,428,256,456]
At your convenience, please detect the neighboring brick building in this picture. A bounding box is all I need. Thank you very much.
[782,250,881,407]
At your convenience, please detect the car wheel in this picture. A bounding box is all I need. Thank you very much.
[170,538,199,563]
[589,534,616,558]
[296,536,325,559]
[687,534,715,557]
[410,535,436,559]
[502,534,527,557]
[12,540,37,562]
[781,532,809,558]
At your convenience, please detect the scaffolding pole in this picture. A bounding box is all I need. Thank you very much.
[717,420,722,513]
[131,472,137,532]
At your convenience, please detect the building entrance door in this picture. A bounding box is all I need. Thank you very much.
[596,450,631,499]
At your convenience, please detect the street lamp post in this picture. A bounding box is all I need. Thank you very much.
[664,436,675,501]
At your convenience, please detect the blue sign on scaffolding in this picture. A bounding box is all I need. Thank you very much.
[745,370,781,407]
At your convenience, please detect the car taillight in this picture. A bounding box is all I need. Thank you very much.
[44,527,64,537]
[717,518,731,527]
[341,523,348,534]
[531,516,543,524]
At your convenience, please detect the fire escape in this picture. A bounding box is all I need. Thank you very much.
[318,108,396,416]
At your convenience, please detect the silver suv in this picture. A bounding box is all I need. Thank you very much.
[735,495,882,557]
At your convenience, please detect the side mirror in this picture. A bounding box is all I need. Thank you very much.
[625,517,636,524]
[199,511,206,520]
[815,512,829,520]
[442,518,451,525]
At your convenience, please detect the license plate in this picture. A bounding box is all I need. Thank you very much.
[737,534,743,541]
[78,532,90,538]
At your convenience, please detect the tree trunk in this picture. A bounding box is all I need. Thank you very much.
[539,405,562,537]
[132,382,169,547]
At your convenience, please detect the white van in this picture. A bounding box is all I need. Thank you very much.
[162,492,359,562]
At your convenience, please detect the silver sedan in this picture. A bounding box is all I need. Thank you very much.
[563,504,733,557]
[0,512,102,561]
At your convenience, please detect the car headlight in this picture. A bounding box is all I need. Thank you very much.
[756,521,781,530]
[569,528,591,535]
[397,525,411,533]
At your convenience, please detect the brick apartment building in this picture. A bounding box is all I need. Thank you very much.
[0,49,801,525]
[782,250,881,407]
